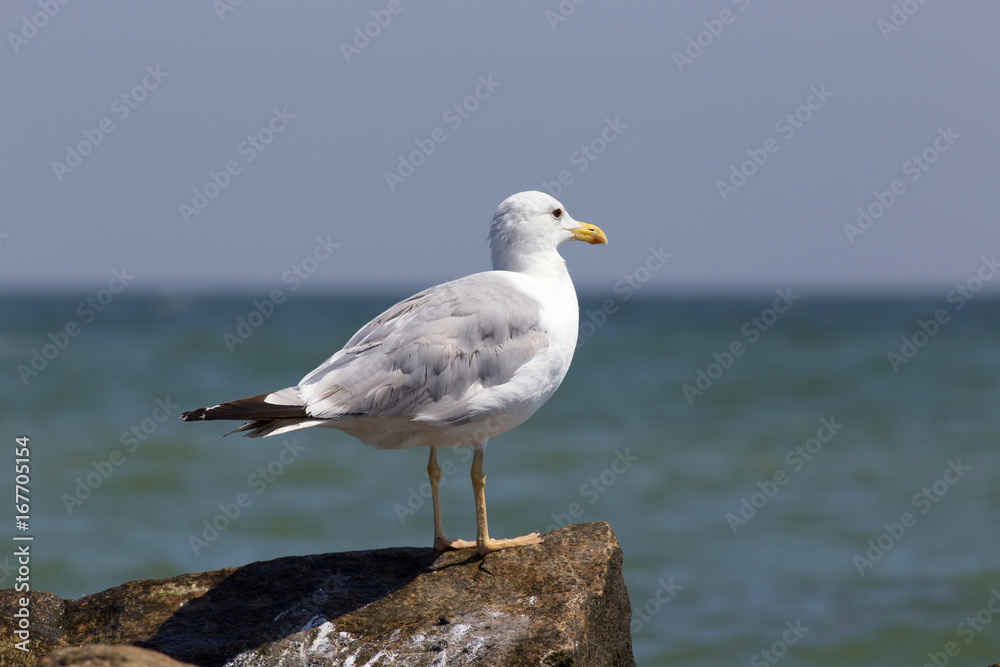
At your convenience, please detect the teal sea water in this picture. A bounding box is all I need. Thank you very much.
[2,292,999,666]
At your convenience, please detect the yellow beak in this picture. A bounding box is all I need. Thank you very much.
[569,221,609,245]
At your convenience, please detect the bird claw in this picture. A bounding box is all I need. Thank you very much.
[477,532,543,556]
[434,535,477,551]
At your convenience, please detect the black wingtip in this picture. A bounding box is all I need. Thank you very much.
[181,409,206,421]
[180,393,308,423]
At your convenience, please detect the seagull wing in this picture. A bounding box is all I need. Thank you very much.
[299,272,550,426]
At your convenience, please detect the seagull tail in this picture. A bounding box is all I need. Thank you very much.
[181,387,325,438]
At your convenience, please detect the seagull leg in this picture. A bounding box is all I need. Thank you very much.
[472,446,542,556]
[429,448,475,551]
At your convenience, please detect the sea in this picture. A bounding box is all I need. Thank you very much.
[2,291,999,666]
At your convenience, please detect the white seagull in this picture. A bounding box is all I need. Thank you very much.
[182,191,608,556]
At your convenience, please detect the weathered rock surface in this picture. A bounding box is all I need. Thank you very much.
[1,522,633,666]
[39,644,197,666]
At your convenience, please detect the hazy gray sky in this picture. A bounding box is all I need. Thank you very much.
[3,1,998,293]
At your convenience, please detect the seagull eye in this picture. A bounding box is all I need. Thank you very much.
[552,208,563,219]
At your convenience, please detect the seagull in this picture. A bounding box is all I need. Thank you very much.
[181,191,608,556]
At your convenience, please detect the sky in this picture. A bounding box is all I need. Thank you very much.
[2,1,999,294]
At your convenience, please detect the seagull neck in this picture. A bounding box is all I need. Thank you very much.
[493,251,570,283]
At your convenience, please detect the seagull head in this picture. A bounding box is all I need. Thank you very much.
[489,191,607,272]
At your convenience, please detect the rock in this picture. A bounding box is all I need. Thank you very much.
[40,645,197,666]
[1,591,66,667]
[1,522,633,666]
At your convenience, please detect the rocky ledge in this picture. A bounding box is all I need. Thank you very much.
[1,522,633,666]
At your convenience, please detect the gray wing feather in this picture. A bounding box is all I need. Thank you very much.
[299,273,548,424]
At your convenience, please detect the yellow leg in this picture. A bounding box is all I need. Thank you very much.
[472,446,542,556]
[429,448,475,551]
